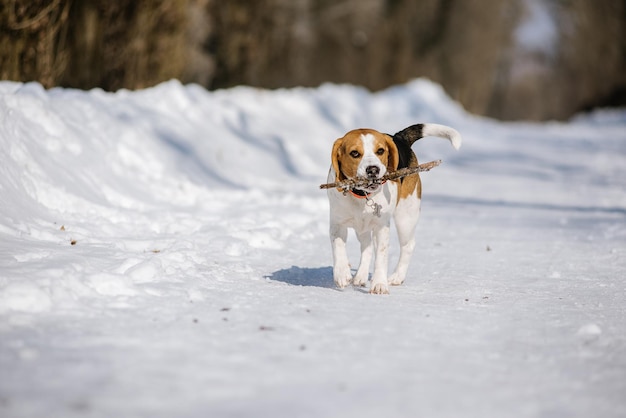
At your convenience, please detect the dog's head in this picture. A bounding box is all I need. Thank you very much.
[331,129,399,193]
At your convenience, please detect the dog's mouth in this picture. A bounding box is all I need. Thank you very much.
[355,178,384,193]
[356,164,387,192]
[363,183,381,192]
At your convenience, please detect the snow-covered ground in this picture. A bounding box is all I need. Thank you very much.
[0,78,625,418]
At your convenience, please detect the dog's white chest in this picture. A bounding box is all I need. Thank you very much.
[327,180,397,232]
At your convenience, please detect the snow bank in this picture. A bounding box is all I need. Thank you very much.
[0,78,625,418]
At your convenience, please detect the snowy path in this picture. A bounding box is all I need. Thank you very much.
[0,80,625,417]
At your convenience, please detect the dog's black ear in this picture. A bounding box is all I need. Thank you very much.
[331,138,345,181]
[385,134,399,172]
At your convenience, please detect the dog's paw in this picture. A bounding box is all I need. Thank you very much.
[352,272,368,287]
[333,266,352,289]
[387,273,405,286]
[369,281,389,295]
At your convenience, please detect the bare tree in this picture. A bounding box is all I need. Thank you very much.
[1,0,624,120]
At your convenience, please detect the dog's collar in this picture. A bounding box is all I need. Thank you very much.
[349,188,370,199]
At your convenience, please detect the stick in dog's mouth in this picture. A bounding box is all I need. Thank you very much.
[320,160,442,191]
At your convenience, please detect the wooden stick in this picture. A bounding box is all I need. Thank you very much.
[320,159,442,190]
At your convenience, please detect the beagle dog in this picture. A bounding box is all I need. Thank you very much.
[327,123,461,294]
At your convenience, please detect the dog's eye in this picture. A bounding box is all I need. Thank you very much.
[376,148,385,155]
[350,150,361,158]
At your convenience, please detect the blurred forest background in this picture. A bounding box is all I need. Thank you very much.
[0,0,624,120]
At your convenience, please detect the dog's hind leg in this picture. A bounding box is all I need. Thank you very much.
[389,195,421,286]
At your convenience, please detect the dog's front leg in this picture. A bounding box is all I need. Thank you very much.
[330,223,352,289]
[370,223,390,294]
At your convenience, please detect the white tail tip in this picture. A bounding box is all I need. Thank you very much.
[422,123,462,150]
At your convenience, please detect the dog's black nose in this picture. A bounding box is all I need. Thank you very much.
[366,165,380,178]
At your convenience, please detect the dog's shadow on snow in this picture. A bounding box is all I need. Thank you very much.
[266,266,336,289]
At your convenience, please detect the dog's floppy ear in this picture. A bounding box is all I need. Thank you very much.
[331,137,345,181]
[385,134,399,173]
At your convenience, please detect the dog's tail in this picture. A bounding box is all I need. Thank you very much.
[393,123,462,150]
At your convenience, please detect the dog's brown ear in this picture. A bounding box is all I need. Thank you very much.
[385,134,399,172]
[331,137,345,181]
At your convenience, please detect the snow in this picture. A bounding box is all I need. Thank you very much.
[1,78,625,418]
